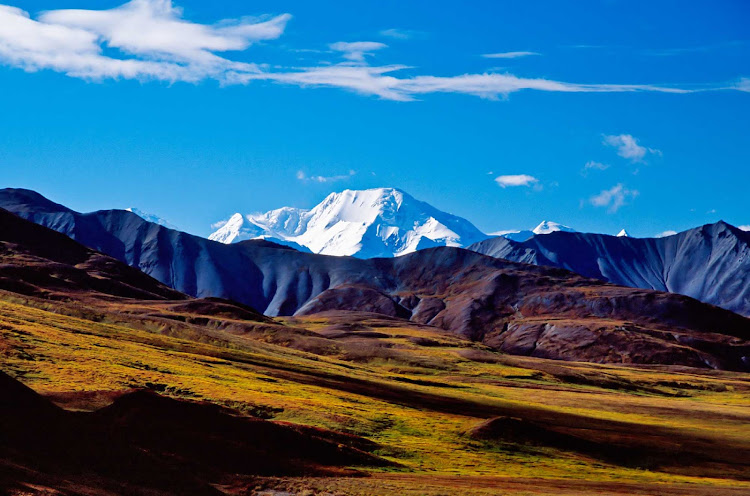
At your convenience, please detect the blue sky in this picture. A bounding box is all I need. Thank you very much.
[1,0,748,237]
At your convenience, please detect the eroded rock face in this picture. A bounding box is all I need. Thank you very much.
[2,188,749,370]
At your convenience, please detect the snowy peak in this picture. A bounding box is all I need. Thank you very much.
[209,187,487,258]
[617,228,630,237]
[532,220,575,235]
[126,208,178,230]
[208,213,252,244]
[492,220,576,242]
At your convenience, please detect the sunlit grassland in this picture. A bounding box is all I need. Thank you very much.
[1,297,749,491]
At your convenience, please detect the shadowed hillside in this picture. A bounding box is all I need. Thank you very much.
[469,224,750,317]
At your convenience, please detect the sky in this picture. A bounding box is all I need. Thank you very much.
[1,0,749,238]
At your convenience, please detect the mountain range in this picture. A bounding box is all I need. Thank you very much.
[147,186,750,318]
[208,189,585,256]
[1,188,748,370]
[469,223,750,317]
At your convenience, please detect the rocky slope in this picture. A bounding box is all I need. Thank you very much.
[1,188,749,370]
[469,224,750,317]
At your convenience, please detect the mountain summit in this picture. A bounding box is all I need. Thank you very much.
[491,220,576,242]
[532,220,575,235]
[209,188,487,258]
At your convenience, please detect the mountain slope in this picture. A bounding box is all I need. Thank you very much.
[209,188,488,258]
[469,223,750,317]
[0,206,186,301]
[2,188,749,370]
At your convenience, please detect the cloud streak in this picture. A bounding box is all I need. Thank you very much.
[482,51,540,59]
[0,1,747,101]
[296,170,356,183]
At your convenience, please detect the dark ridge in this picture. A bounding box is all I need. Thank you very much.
[0,372,391,494]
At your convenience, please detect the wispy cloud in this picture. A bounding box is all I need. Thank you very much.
[482,51,540,59]
[296,169,356,183]
[0,1,747,101]
[581,160,609,176]
[379,28,423,40]
[590,183,638,213]
[739,225,750,231]
[495,174,539,188]
[655,230,677,238]
[236,66,722,101]
[602,134,661,163]
[329,41,387,62]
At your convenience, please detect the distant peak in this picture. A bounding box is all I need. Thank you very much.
[532,220,575,235]
[616,228,630,237]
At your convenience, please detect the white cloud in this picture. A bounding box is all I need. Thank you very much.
[739,225,750,231]
[656,230,678,238]
[602,134,661,163]
[0,1,746,101]
[589,183,638,213]
[210,219,228,229]
[482,51,540,59]
[0,1,289,81]
[495,174,539,188]
[329,41,387,62]
[240,65,706,102]
[297,169,355,183]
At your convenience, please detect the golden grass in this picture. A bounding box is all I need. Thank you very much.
[2,297,749,494]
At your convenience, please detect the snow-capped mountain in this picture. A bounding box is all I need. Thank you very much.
[617,228,630,237]
[209,188,487,258]
[126,208,178,230]
[490,220,576,242]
